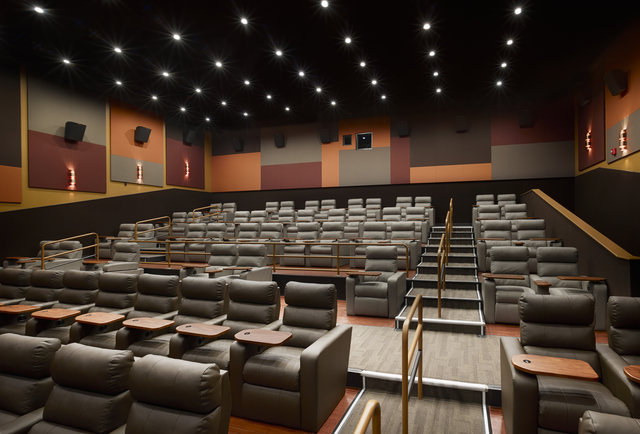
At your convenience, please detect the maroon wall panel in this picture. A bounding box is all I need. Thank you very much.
[166,138,204,188]
[261,162,322,190]
[578,89,606,171]
[390,136,410,184]
[28,130,106,193]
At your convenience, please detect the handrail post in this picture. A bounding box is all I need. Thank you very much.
[353,400,381,434]
[336,243,341,275]
[402,295,423,434]
[272,243,277,272]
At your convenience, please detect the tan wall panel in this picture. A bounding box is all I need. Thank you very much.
[260,123,321,166]
[27,76,106,146]
[339,147,390,186]
[111,155,163,187]
[410,163,492,183]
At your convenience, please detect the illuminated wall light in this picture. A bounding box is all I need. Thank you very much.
[619,128,627,151]
[585,131,592,150]
[136,164,143,182]
[185,161,190,177]
[68,169,76,188]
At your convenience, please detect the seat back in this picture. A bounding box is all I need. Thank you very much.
[296,222,320,239]
[497,193,517,206]
[224,280,280,334]
[414,196,431,207]
[476,194,495,205]
[175,277,228,325]
[320,199,336,210]
[536,247,580,287]
[348,198,363,208]
[278,209,295,222]
[382,207,402,221]
[117,224,136,238]
[518,294,598,373]
[364,246,398,281]
[250,210,268,222]
[347,208,366,221]
[489,246,530,286]
[296,209,315,222]
[265,201,279,212]
[135,223,156,240]
[281,282,337,348]
[362,221,387,239]
[185,223,206,238]
[328,208,347,221]
[482,220,512,240]
[233,211,250,223]
[112,242,140,263]
[396,196,412,209]
[209,244,237,267]
[0,334,61,416]
[320,222,344,239]
[259,223,283,239]
[39,240,83,260]
[405,206,427,221]
[206,222,228,239]
[503,203,527,220]
[516,219,546,240]
[36,343,134,433]
[607,296,640,357]
[24,270,65,302]
[130,274,180,318]
[57,270,100,307]
[279,200,295,210]
[0,268,32,299]
[236,244,267,267]
[237,222,260,239]
[127,355,228,434]
[365,198,382,209]
[304,200,319,211]
[94,273,138,311]
[390,222,416,239]
[477,205,501,220]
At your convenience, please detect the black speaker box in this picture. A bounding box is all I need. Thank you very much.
[396,121,410,137]
[64,121,86,142]
[134,126,151,143]
[343,134,352,146]
[232,137,244,152]
[518,109,534,128]
[319,124,338,144]
[274,132,285,148]
[605,69,627,96]
[183,129,197,145]
[455,116,469,133]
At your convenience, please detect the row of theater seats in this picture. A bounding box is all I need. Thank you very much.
[501,294,640,433]
[0,272,352,431]
[0,335,230,433]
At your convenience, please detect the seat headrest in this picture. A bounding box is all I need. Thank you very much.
[516,219,545,230]
[137,274,180,296]
[476,194,494,201]
[391,221,415,231]
[229,280,279,304]
[206,223,227,230]
[280,201,295,207]
[114,242,140,253]
[261,223,283,231]
[608,296,640,328]
[0,268,32,285]
[478,205,500,213]
[63,270,100,290]
[366,245,397,259]
[119,223,135,231]
[59,240,81,250]
[51,343,133,395]
[490,246,529,262]
[211,244,237,255]
[172,212,187,218]
[322,222,344,231]
[237,243,266,256]
[503,203,526,212]
[383,207,401,214]
[130,355,222,413]
[297,222,320,231]
[482,220,511,231]
[285,281,336,309]
[0,334,61,378]
[366,198,381,204]
[238,222,260,231]
[415,196,431,202]
[31,270,65,288]
[519,293,594,325]
[188,223,206,232]
[363,222,386,231]
[406,206,426,213]
[497,194,516,201]
[537,247,578,263]
[181,277,226,301]
[98,272,138,293]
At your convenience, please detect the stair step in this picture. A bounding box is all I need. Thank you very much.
[406,287,481,302]
[395,305,485,334]
[422,252,476,264]
[417,262,477,276]
[412,273,478,290]
[425,245,475,254]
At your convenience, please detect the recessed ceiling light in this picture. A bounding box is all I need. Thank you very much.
[501,62,507,68]
[113,47,122,54]
[240,17,248,25]
[371,79,377,85]
[428,50,436,57]
[195,88,202,93]
[506,39,514,46]
[436,88,442,93]
[298,70,305,77]
[115,80,122,86]
[316,87,322,93]
[423,22,431,30]
[360,61,366,68]
[151,95,158,101]
[497,80,503,86]
[275,49,283,57]
[243,112,249,117]
[33,6,44,13]
[62,58,71,64]
[266,94,272,100]
[180,106,186,112]
[205,117,211,122]
[433,71,439,77]
[321,0,329,7]
[162,71,170,77]
[344,37,352,44]
[381,94,387,100]
[221,100,227,106]
[215,60,223,68]
[514,6,522,15]
[330,100,336,106]
[244,79,250,86]
[285,106,291,111]
[172,33,181,41]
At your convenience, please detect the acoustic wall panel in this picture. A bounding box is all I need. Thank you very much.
[491,141,574,180]
[410,163,492,183]
[0,165,22,203]
[110,155,163,187]
[211,152,261,192]
[339,147,390,186]
[261,162,322,190]
[578,89,606,171]
[321,141,341,188]
[166,137,204,188]
[260,123,321,165]
[390,136,410,184]
[606,109,640,164]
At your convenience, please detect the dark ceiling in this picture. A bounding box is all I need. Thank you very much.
[1,0,639,131]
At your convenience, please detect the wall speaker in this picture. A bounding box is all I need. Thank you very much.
[134,126,151,143]
[64,121,86,142]
[319,124,338,144]
[343,134,352,146]
[232,137,244,152]
[396,121,410,137]
[455,116,469,133]
[518,109,534,128]
[274,132,285,148]
[604,69,628,96]
[183,129,197,145]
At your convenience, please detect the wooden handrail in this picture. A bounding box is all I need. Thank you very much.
[191,205,221,223]
[524,189,639,260]
[354,400,381,434]
[402,295,423,434]
[40,233,99,269]
[134,216,172,241]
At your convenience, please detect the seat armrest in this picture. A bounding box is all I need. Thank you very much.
[387,272,407,318]
[263,319,283,331]
[345,276,357,316]
[69,320,124,343]
[533,280,551,295]
[597,343,640,417]
[300,325,353,432]
[579,411,640,434]
[481,279,497,323]
[557,276,606,282]
[116,322,174,350]
[0,407,44,434]
[103,261,139,272]
[500,337,538,434]
[26,315,79,336]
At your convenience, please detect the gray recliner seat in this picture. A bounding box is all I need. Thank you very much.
[304,200,319,212]
[35,240,83,270]
[0,334,61,434]
[320,199,336,210]
[476,220,512,272]
[230,281,352,432]
[472,194,495,221]
[351,222,387,268]
[0,268,32,305]
[500,294,631,434]
[170,279,280,370]
[28,343,134,433]
[102,242,142,274]
[365,198,382,220]
[258,222,284,265]
[513,219,560,273]
[347,198,363,209]
[281,222,320,266]
[388,221,420,270]
[119,354,231,434]
[346,246,407,318]
[579,411,640,434]
[308,222,347,267]
[473,204,501,235]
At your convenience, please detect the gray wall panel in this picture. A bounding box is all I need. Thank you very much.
[606,107,640,163]
[491,141,574,180]
[339,147,390,186]
[261,123,321,166]
[111,155,163,186]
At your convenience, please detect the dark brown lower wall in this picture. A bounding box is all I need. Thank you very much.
[0,189,214,259]
[575,168,640,256]
[211,177,575,224]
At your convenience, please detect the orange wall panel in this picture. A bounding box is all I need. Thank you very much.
[110,102,164,164]
[339,116,390,148]
[211,152,261,192]
[0,165,21,203]
[321,141,340,187]
[410,163,492,183]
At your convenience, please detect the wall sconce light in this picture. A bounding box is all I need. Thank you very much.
[585,131,592,151]
[185,161,190,177]
[68,169,76,188]
[136,163,143,181]
[619,128,627,151]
